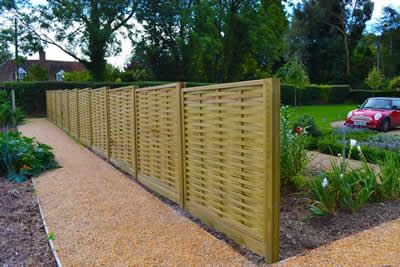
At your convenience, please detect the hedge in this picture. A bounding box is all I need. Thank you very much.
[349,90,400,104]
[0,81,356,116]
[0,81,209,116]
[281,84,352,106]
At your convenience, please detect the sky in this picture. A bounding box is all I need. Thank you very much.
[27,0,400,69]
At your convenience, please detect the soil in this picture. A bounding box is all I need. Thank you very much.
[0,178,56,266]
[280,189,400,260]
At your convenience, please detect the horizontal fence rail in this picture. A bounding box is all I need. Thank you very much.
[136,83,184,205]
[45,78,280,263]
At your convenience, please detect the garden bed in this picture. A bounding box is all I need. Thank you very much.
[0,178,56,266]
[280,190,400,259]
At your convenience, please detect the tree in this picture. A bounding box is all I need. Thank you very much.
[365,67,384,90]
[63,71,92,82]
[288,0,373,83]
[26,64,48,81]
[277,57,310,89]
[133,0,287,82]
[24,0,139,81]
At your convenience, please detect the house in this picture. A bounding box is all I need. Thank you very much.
[0,51,86,82]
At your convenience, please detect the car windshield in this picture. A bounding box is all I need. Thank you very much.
[361,99,392,110]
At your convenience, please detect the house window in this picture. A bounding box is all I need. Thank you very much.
[56,70,65,81]
[17,67,27,80]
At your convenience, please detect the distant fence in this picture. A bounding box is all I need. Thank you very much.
[45,79,280,263]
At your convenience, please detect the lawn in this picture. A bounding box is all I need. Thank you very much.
[290,104,357,130]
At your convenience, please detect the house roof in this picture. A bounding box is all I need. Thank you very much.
[0,59,86,81]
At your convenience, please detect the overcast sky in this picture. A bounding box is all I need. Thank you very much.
[28,0,400,69]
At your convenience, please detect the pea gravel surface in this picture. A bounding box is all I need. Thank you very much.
[20,119,252,266]
[278,218,400,266]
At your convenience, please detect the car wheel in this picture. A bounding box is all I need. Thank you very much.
[380,118,391,132]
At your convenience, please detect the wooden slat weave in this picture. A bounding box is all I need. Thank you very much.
[108,86,136,175]
[136,83,183,204]
[181,79,280,262]
[61,90,70,132]
[55,90,62,128]
[51,91,56,123]
[91,87,109,158]
[78,89,92,147]
[68,89,79,139]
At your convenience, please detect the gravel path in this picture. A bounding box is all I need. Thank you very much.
[278,218,400,266]
[19,119,251,266]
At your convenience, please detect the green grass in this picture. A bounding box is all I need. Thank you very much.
[289,104,357,130]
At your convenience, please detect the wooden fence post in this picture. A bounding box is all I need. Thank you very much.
[263,78,280,263]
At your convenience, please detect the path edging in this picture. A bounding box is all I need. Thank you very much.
[32,178,63,267]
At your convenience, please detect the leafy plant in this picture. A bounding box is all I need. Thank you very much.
[365,67,385,90]
[375,152,400,201]
[280,106,309,187]
[0,131,59,183]
[389,76,400,90]
[293,114,322,137]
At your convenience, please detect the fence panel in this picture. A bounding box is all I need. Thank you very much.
[68,89,79,139]
[47,91,54,123]
[55,90,62,128]
[61,90,70,132]
[91,87,109,158]
[108,86,136,175]
[78,89,92,147]
[46,91,50,120]
[181,79,280,262]
[135,83,184,205]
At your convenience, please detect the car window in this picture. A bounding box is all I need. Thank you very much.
[393,100,400,109]
[361,99,392,110]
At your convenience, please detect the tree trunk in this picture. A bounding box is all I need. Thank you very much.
[344,33,350,78]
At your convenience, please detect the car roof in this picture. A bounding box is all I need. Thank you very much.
[367,97,400,100]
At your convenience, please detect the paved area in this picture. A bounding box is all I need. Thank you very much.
[331,120,400,135]
[307,150,380,173]
[278,218,400,266]
[20,119,251,266]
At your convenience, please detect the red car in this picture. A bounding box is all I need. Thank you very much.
[345,97,400,132]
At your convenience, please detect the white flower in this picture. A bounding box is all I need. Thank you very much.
[350,139,357,147]
[322,178,329,188]
[357,145,362,152]
[340,174,344,178]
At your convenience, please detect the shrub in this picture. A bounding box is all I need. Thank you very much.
[280,106,309,187]
[309,139,400,216]
[365,67,385,90]
[293,114,322,137]
[26,64,49,81]
[389,76,400,90]
[0,131,58,183]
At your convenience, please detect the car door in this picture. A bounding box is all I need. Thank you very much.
[392,100,400,126]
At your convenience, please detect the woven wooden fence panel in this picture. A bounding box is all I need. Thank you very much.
[136,83,183,204]
[91,87,109,158]
[55,90,62,128]
[46,91,51,121]
[48,91,55,123]
[51,91,56,123]
[61,90,70,132]
[68,89,79,139]
[78,89,92,147]
[181,79,280,262]
[108,86,136,175]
